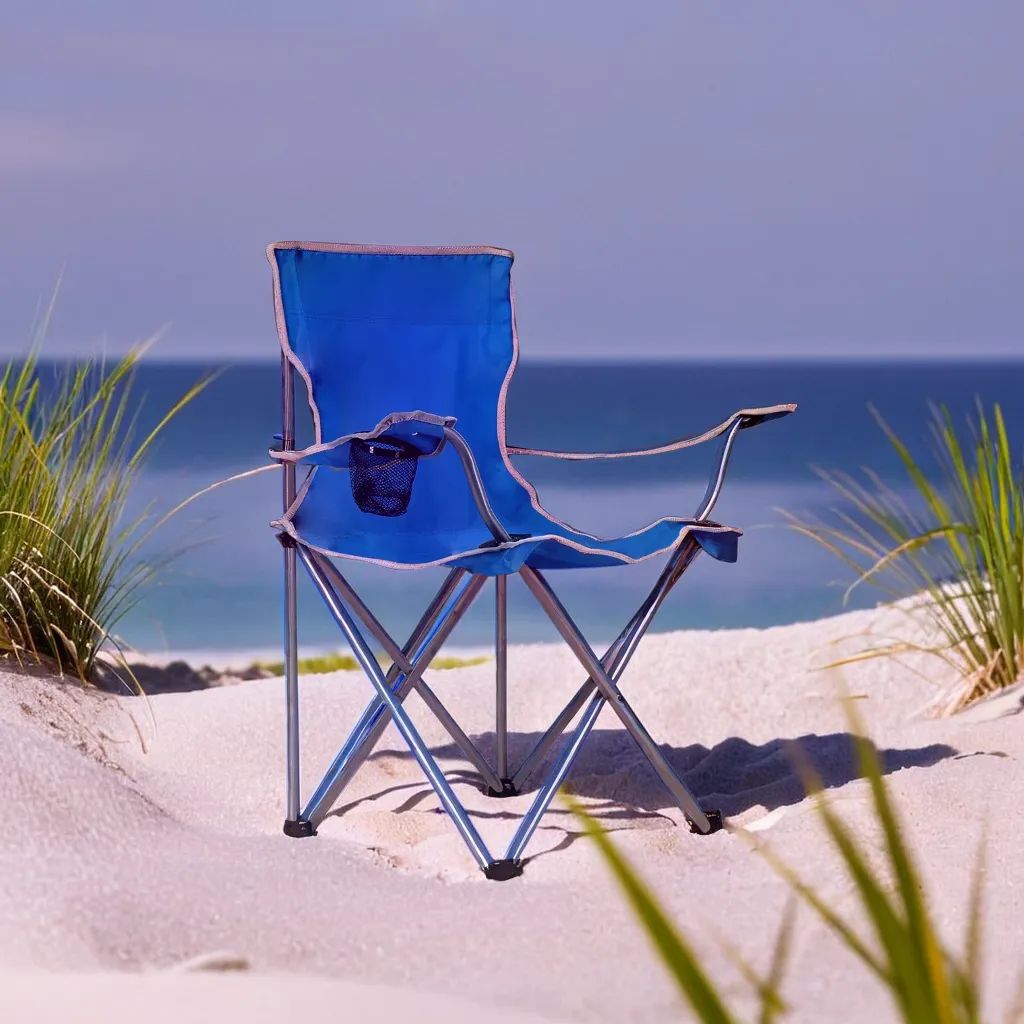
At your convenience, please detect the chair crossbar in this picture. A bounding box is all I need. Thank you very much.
[299,567,474,824]
[502,543,706,861]
[511,537,702,791]
[299,560,488,827]
[299,548,495,869]
[312,552,501,792]
[519,565,710,830]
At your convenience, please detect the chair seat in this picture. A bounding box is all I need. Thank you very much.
[284,497,740,575]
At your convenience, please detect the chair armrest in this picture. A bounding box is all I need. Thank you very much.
[513,402,796,524]
[270,411,455,468]
[506,403,796,461]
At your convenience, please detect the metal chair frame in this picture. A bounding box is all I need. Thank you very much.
[277,353,752,879]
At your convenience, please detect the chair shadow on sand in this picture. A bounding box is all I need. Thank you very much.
[326,729,959,856]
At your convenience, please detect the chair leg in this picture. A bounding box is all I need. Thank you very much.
[519,565,714,833]
[300,550,496,872]
[492,574,513,795]
[504,541,706,860]
[504,628,639,860]
[505,692,605,862]
[301,569,488,827]
[278,353,309,837]
[280,536,308,836]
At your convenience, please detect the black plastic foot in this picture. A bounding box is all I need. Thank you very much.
[485,778,520,798]
[483,858,523,881]
[283,819,317,838]
[687,809,723,835]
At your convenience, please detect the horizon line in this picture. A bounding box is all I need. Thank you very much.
[5,352,1024,367]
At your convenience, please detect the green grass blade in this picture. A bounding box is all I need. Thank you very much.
[788,401,1024,709]
[567,796,739,1024]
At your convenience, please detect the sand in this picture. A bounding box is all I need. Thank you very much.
[1,602,1021,1022]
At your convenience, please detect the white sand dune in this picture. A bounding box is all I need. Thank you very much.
[1,604,1021,1022]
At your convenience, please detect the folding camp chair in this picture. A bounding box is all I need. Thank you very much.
[267,241,795,880]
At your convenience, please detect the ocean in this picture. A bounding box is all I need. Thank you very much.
[108,359,1024,658]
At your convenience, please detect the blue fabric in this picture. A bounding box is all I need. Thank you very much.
[273,247,740,574]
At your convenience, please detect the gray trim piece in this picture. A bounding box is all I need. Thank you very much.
[267,244,323,442]
[506,404,797,460]
[269,240,514,259]
[270,515,738,573]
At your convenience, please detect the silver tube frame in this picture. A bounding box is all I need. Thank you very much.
[312,555,501,792]
[299,566,468,824]
[280,354,301,823]
[694,418,744,522]
[415,677,504,793]
[507,422,741,794]
[298,548,495,871]
[505,692,605,863]
[275,395,756,870]
[495,574,509,780]
[504,541,703,860]
[519,565,711,830]
[511,537,702,790]
[301,570,488,827]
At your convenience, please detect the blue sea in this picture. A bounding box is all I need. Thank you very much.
[110,360,1024,657]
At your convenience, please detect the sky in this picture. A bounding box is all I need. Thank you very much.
[1,1,1021,361]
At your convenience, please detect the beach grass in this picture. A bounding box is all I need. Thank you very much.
[787,403,1024,711]
[0,343,208,681]
[571,699,1004,1023]
[569,793,790,1023]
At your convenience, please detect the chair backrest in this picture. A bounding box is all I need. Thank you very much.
[268,242,530,537]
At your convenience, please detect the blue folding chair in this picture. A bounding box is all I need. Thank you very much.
[267,241,795,880]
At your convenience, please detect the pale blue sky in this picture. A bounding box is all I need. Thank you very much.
[2,2,1021,360]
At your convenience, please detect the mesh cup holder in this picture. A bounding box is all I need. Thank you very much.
[349,436,420,517]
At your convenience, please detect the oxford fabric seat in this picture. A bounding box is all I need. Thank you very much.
[271,245,748,574]
[267,241,795,879]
